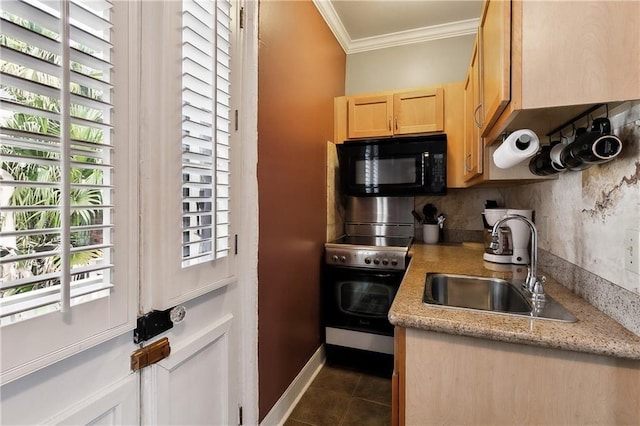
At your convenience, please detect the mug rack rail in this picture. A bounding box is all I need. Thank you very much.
[546,104,606,138]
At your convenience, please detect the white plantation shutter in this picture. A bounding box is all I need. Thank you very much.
[0,0,114,321]
[181,0,231,267]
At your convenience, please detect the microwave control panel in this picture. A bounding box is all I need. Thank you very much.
[432,152,445,184]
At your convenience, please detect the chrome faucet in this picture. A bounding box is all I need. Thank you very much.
[490,215,546,303]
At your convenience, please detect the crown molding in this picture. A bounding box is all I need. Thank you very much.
[312,0,351,53]
[348,18,479,54]
[313,0,479,55]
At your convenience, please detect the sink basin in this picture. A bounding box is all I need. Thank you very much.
[425,273,531,313]
[423,273,577,322]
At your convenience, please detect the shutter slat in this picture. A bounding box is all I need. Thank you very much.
[1,0,60,34]
[0,281,114,318]
[69,1,112,32]
[7,242,114,260]
[1,223,113,239]
[1,134,60,155]
[0,44,59,79]
[1,71,61,101]
[1,203,113,213]
[0,17,59,56]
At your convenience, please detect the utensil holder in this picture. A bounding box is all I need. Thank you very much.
[423,224,439,244]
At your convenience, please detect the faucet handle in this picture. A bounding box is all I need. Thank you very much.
[532,275,546,302]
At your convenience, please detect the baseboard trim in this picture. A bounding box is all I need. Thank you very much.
[260,345,326,426]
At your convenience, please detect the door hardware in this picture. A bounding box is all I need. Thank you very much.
[130,337,171,371]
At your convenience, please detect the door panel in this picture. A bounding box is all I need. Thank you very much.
[143,315,233,425]
[47,375,138,425]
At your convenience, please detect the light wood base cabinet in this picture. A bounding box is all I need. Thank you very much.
[393,327,640,425]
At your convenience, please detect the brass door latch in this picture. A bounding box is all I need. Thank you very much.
[131,337,171,371]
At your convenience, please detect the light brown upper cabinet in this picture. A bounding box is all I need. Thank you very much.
[478,0,510,135]
[480,0,640,144]
[463,36,482,182]
[346,94,394,138]
[345,88,444,140]
[392,88,444,135]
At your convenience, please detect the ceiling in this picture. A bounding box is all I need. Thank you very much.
[313,0,484,54]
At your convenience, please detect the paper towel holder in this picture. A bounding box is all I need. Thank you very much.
[500,130,536,150]
[492,129,541,169]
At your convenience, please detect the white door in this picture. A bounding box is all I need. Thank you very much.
[135,0,257,424]
[0,0,258,424]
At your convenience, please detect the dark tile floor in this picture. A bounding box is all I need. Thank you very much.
[284,364,392,426]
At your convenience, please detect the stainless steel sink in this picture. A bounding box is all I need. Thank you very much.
[423,273,577,322]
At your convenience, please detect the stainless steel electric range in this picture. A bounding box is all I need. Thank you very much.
[323,197,413,375]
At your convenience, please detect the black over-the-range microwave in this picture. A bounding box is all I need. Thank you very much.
[336,134,447,197]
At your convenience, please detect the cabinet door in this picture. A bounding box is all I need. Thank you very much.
[347,94,393,138]
[393,88,444,135]
[463,40,483,181]
[479,0,510,135]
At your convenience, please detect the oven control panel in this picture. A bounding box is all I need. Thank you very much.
[325,249,407,270]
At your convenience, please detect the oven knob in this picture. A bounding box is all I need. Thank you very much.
[382,259,389,266]
[373,258,380,265]
[364,257,371,264]
[391,259,398,266]
[339,256,346,263]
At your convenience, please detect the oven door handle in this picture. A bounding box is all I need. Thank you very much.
[375,273,393,278]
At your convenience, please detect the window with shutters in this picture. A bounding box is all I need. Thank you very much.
[0,0,136,383]
[138,0,236,311]
[181,0,231,267]
[0,0,114,321]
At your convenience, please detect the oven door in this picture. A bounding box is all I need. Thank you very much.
[324,265,403,337]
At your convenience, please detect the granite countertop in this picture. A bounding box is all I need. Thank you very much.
[389,243,640,360]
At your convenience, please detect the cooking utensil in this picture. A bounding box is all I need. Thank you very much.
[422,204,438,224]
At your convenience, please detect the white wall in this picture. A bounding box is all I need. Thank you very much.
[345,35,475,94]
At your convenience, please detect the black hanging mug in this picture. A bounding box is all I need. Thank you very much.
[560,119,622,171]
[529,143,562,176]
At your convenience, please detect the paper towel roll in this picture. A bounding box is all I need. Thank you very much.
[493,129,540,169]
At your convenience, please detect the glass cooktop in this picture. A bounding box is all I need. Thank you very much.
[328,235,413,249]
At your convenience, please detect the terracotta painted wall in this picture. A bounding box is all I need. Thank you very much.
[257,0,345,420]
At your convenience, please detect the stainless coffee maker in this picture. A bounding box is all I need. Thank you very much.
[482,208,534,265]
